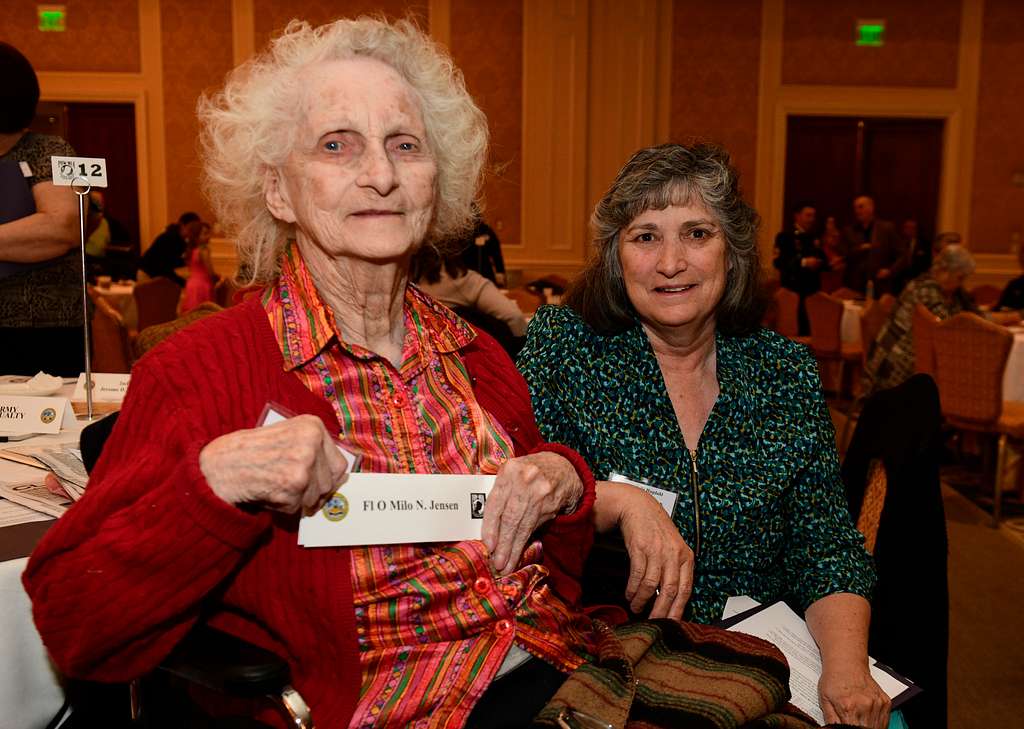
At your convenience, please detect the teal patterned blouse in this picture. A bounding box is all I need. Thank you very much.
[518,305,875,624]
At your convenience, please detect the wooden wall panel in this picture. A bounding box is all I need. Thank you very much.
[970,0,1024,254]
[252,0,427,52]
[781,0,961,88]
[160,0,234,224]
[449,0,522,248]
[585,0,668,229]
[520,0,588,274]
[671,0,762,200]
[0,0,141,72]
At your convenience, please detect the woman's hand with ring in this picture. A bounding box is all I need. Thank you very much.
[199,415,351,514]
[594,481,694,620]
[482,452,583,575]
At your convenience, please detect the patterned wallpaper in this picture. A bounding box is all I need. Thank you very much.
[450,0,522,249]
[0,0,141,72]
[160,0,234,225]
[970,0,1024,255]
[781,0,960,88]
[670,0,762,201]
[253,0,428,53]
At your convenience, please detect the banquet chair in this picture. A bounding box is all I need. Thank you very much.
[75,415,312,729]
[842,374,947,729]
[215,276,240,308]
[830,286,863,301]
[912,304,940,377]
[969,284,1002,309]
[90,293,132,374]
[932,312,1024,525]
[858,297,893,367]
[131,302,222,363]
[134,276,183,332]
[773,287,807,343]
[805,292,861,399]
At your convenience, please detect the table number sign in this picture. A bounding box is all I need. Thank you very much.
[50,156,108,188]
[72,373,130,402]
[0,396,76,435]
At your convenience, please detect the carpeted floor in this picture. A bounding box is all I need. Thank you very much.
[944,484,1024,728]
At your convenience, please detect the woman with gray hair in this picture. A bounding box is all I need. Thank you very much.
[519,143,890,728]
[863,243,978,394]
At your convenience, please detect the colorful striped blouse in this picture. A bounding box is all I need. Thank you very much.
[263,246,595,728]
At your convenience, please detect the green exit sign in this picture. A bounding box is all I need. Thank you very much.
[38,5,67,32]
[856,19,886,47]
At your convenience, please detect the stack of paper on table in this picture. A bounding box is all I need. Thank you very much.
[0,495,54,527]
[0,481,71,519]
[0,443,88,511]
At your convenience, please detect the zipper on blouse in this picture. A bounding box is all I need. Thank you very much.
[688,447,702,559]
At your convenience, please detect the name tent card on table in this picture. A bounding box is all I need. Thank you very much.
[72,373,130,402]
[0,396,76,435]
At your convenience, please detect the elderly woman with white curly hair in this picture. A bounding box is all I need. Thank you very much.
[24,17,603,728]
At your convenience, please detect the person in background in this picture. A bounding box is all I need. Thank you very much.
[862,245,978,396]
[932,231,961,256]
[840,195,906,296]
[773,200,828,334]
[820,214,845,292]
[519,143,888,729]
[140,211,201,285]
[898,218,931,290]
[0,42,81,376]
[996,242,1024,312]
[180,221,216,314]
[412,244,528,351]
[84,191,132,279]
[459,207,506,285]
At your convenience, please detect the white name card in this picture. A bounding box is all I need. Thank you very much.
[50,156,108,188]
[608,471,679,517]
[72,373,130,402]
[0,396,76,435]
[299,473,495,547]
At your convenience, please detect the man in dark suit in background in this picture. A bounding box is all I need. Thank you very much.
[773,201,829,335]
[897,218,931,292]
[139,211,201,285]
[840,195,906,296]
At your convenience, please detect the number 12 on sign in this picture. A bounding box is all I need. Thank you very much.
[49,156,109,188]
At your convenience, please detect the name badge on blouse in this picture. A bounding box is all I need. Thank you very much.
[299,473,496,547]
[608,471,678,517]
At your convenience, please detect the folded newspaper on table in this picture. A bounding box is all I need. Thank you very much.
[0,481,71,518]
[720,598,920,724]
[0,494,54,527]
[0,444,89,501]
[299,473,496,547]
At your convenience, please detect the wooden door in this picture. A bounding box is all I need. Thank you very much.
[784,116,944,240]
[65,103,140,248]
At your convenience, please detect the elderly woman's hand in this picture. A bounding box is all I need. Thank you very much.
[596,481,693,620]
[818,661,891,729]
[481,452,583,575]
[199,415,351,514]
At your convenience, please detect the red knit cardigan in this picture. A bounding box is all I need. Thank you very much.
[23,296,596,727]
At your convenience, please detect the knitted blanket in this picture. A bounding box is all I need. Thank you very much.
[533,619,856,729]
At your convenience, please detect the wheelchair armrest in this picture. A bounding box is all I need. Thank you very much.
[158,624,291,698]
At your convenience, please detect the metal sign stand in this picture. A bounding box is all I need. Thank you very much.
[72,176,94,421]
